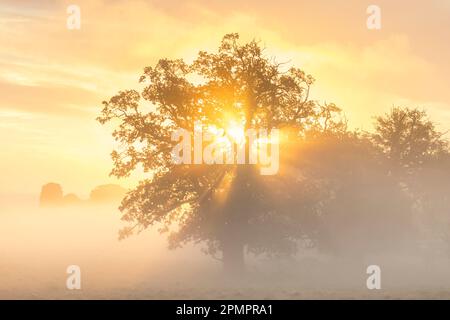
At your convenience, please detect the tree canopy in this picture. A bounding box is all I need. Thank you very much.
[98,34,450,272]
[98,33,346,272]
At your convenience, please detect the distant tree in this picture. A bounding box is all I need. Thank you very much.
[372,107,450,253]
[89,184,127,204]
[39,183,63,207]
[372,107,447,170]
[98,33,344,273]
[63,193,82,206]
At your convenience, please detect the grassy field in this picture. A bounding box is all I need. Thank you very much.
[1,198,450,300]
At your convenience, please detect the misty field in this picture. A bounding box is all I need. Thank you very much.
[1,197,450,300]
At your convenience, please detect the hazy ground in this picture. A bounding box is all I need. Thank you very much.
[1,196,450,299]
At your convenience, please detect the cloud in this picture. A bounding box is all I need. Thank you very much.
[0,0,449,194]
[0,80,100,116]
[1,0,449,107]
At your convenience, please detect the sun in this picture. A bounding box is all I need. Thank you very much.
[225,120,246,145]
[207,117,246,146]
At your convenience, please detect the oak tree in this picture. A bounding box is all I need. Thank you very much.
[98,34,342,273]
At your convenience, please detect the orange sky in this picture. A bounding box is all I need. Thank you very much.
[1,0,449,196]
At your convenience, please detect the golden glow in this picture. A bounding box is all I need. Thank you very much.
[224,120,246,145]
[1,0,450,195]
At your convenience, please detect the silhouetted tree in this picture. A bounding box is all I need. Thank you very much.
[39,183,63,207]
[89,184,127,204]
[63,193,82,206]
[372,107,450,253]
[98,34,343,274]
[372,107,447,170]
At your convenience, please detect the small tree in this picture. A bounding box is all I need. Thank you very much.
[98,34,342,273]
[372,107,447,170]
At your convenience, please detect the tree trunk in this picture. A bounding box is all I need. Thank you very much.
[219,166,258,277]
[222,236,245,276]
